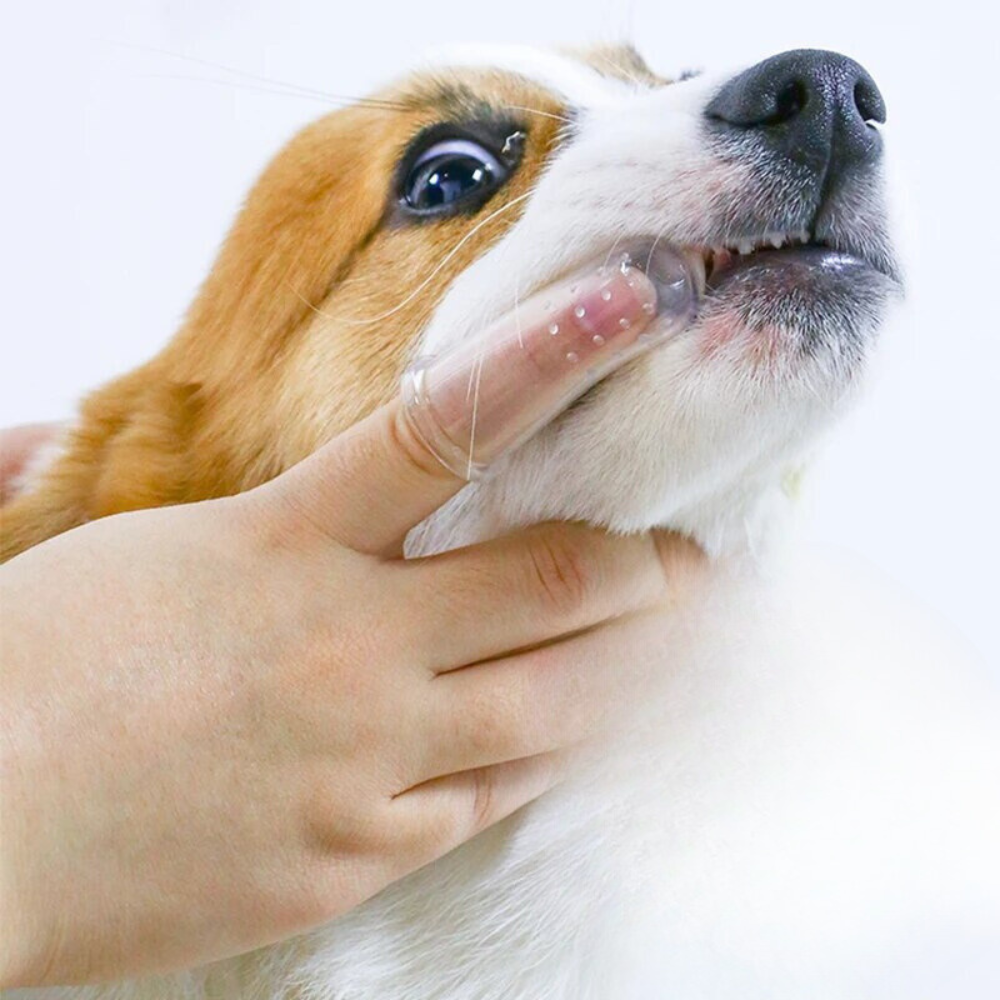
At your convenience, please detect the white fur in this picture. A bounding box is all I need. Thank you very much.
[414,63,855,554]
[19,46,1000,1000]
[424,45,638,107]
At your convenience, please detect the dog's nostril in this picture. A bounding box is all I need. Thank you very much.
[854,79,886,125]
[769,79,809,125]
[705,49,886,174]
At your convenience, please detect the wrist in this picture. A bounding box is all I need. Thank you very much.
[1,808,49,987]
[1,708,60,986]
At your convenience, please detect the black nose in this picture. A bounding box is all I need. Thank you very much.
[705,49,885,176]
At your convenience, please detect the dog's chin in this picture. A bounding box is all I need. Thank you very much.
[411,245,901,560]
[693,247,900,370]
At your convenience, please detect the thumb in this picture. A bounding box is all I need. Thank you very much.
[265,246,698,556]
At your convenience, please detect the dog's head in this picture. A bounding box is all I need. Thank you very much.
[390,46,902,553]
[10,45,902,559]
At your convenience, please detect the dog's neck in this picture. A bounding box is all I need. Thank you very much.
[406,465,799,561]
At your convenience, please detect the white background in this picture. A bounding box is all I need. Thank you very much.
[2,0,998,671]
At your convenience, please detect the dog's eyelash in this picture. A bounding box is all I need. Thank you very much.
[678,68,704,82]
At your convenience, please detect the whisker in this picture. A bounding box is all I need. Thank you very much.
[339,191,534,326]
[286,283,333,319]
[598,53,650,91]
[284,190,532,328]
[111,40,584,131]
[468,213,525,471]
[513,273,524,349]
[602,232,628,271]
[465,355,478,402]
[646,224,668,268]
[466,353,485,478]
[553,121,580,147]
[106,39,412,111]
[501,104,573,125]
[138,74,350,109]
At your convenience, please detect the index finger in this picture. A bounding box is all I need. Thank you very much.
[269,246,699,555]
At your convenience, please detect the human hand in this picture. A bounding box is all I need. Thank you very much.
[0,253,703,985]
[0,422,64,505]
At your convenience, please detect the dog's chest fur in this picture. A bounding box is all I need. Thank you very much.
[24,523,995,1000]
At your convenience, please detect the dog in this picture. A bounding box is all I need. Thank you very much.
[7,43,998,999]
[0,42,900,560]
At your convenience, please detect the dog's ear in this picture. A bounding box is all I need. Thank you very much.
[566,44,667,87]
[1,103,403,561]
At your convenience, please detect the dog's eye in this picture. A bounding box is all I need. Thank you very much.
[401,138,507,215]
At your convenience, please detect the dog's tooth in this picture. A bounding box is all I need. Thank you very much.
[737,240,753,255]
[769,234,785,249]
[683,249,707,294]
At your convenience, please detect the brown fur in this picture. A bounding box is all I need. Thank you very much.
[1,49,653,563]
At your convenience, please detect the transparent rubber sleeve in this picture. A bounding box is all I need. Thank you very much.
[400,244,701,480]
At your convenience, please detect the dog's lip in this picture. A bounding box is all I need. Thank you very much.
[696,232,820,286]
[521,230,894,326]
[690,231,896,289]
[705,244,882,287]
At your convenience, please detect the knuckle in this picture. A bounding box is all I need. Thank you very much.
[523,525,600,619]
[651,531,707,608]
[467,767,497,833]
[304,789,376,857]
[413,805,465,855]
[230,479,325,555]
[387,404,455,483]
[211,492,281,551]
[378,808,426,863]
[460,682,528,759]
